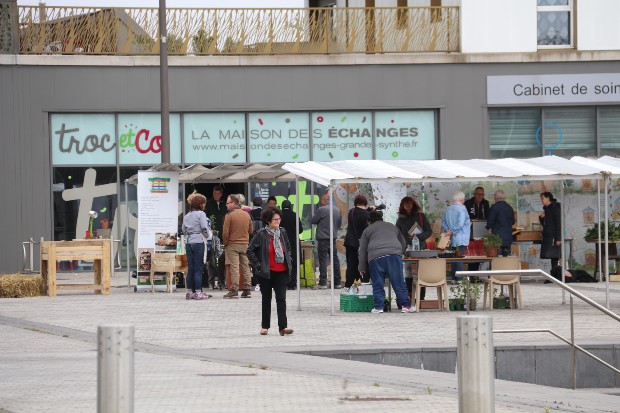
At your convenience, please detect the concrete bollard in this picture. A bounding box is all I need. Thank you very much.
[457,315,495,413]
[97,325,134,413]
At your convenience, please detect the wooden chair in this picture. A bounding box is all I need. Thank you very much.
[150,253,176,293]
[483,256,523,310]
[413,258,449,311]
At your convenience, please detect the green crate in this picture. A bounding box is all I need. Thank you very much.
[340,294,374,312]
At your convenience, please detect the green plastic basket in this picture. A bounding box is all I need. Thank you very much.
[340,294,374,312]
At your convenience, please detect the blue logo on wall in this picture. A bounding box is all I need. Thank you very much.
[536,122,563,155]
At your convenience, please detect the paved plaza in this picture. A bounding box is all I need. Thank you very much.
[1,272,619,412]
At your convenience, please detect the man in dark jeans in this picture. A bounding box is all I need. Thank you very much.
[311,200,342,289]
[205,185,227,289]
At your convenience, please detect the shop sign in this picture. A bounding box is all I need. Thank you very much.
[51,114,116,165]
[248,112,310,163]
[487,73,620,105]
[374,111,435,160]
[118,114,181,164]
[183,113,246,164]
[311,111,373,161]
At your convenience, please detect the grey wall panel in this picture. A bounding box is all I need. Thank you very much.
[576,346,615,388]
[3,58,620,273]
[0,67,19,271]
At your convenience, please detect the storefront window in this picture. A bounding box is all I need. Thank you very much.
[489,108,541,158]
[541,107,596,158]
[52,167,117,241]
[490,106,620,159]
[599,107,620,156]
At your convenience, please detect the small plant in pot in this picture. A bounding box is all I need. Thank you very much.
[482,232,503,257]
[492,287,510,309]
[450,279,481,311]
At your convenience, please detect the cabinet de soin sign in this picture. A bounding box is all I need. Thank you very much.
[51,111,435,165]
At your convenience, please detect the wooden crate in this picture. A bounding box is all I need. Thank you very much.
[40,239,111,297]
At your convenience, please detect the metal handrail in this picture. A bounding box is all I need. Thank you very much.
[456,268,620,389]
[21,237,41,273]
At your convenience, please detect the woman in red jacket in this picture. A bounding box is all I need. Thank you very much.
[247,207,294,336]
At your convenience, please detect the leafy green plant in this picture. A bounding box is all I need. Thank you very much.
[133,34,155,54]
[482,232,503,247]
[167,33,185,55]
[221,36,242,53]
[192,29,214,55]
[450,279,481,309]
[584,221,620,241]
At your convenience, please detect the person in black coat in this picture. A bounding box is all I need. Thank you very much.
[464,186,490,272]
[343,195,371,288]
[279,200,303,289]
[486,190,515,257]
[247,207,294,336]
[539,191,562,268]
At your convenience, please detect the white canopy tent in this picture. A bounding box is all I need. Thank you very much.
[124,163,306,304]
[282,155,619,314]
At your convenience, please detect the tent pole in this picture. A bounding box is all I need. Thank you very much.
[296,177,301,311]
[125,181,131,288]
[604,175,610,309]
[329,185,335,316]
[560,181,565,304]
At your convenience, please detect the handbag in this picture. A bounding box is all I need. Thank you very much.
[549,244,561,259]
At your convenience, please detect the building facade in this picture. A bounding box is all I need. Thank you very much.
[1,0,620,273]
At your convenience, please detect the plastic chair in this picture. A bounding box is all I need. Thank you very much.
[150,254,176,293]
[483,256,523,310]
[413,258,449,311]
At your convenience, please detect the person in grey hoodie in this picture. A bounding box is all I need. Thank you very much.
[311,198,342,288]
[358,211,416,313]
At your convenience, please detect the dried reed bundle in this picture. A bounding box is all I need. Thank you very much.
[0,274,45,298]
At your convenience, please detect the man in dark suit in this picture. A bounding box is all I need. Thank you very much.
[486,190,515,257]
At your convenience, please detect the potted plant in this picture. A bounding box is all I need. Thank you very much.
[482,232,502,257]
[450,279,481,311]
[492,287,510,309]
[584,221,620,242]
[449,282,465,311]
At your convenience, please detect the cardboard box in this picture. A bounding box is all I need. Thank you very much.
[514,231,542,241]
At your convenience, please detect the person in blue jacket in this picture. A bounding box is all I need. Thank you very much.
[486,190,515,257]
[442,191,471,280]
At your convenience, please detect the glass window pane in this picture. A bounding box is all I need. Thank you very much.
[538,11,570,45]
[599,107,620,156]
[538,0,568,6]
[248,112,310,163]
[53,167,117,242]
[541,107,596,157]
[489,108,541,159]
[311,111,373,161]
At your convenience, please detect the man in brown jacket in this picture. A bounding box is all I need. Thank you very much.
[222,194,254,298]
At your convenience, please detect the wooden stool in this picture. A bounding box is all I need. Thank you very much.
[150,254,176,293]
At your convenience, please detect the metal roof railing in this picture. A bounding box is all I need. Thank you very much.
[13,5,460,56]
